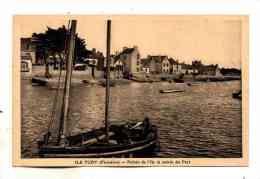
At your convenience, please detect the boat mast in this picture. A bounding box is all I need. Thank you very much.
[105,20,111,142]
[59,20,77,146]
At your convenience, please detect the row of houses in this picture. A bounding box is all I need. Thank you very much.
[109,46,220,77]
[21,37,221,77]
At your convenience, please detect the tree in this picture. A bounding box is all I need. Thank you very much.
[32,32,52,78]
[32,25,90,77]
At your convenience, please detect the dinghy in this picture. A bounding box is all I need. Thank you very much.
[159,89,184,93]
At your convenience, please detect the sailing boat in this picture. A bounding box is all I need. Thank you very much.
[37,20,158,158]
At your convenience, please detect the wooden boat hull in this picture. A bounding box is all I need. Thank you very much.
[31,77,48,86]
[37,124,158,158]
[38,139,157,158]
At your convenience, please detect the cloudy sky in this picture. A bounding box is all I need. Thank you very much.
[15,15,247,68]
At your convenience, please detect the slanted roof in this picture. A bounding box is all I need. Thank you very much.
[141,58,151,67]
[168,58,178,65]
[112,47,136,64]
[121,48,135,54]
[149,55,168,63]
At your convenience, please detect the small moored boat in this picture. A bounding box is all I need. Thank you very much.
[232,90,242,100]
[159,89,184,93]
[31,76,48,86]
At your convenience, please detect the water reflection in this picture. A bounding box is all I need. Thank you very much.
[21,80,242,158]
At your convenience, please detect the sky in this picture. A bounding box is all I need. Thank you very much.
[14,15,247,68]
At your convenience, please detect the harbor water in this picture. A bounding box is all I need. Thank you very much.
[21,79,242,158]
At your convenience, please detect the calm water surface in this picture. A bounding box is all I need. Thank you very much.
[21,79,242,158]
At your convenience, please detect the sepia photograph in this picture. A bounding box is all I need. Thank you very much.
[13,15,248,166]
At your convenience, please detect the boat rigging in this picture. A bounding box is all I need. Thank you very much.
[36,19,159,158]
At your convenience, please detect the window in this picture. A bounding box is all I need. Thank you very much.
[137,68,139,72]
[21,61,29,72]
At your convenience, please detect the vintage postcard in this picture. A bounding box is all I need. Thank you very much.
[13,15,248,167]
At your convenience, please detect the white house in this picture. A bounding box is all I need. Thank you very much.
[113,58,124,78]
[21,38,36,64]
[161,57,170,73]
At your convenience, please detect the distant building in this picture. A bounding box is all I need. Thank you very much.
[89,48,105,71]
[200,64,219,76]
[84,48,105,71]
[113,57,124,78]
[161,56,170,73]
[143,55,170,74]
[115,46,141,75]
[191,60,220,76]
[21,38,35,75]
[21,60,32,73]
[141,58,151,73]
[168,58,182,74]
[191,60,203,74]
[180,63,193,74]
[21,38,36,65]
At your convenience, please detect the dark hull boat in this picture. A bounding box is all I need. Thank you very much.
[37,122,158,158]
[31,77,48,86]
[173,78,184,83]
[232,90,242,100]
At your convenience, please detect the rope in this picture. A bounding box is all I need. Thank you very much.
[44,22,71,143]
[47,60,64,132]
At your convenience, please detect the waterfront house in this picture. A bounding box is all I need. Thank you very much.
[114,46,141,76]
[168,58,182,74]
[144,55,170,74]
[200,64,219,76]
[180,63,194,74]
[141,58,151,73]
[161,56,170,73]
[21,59,32,73]
[21,38,36,65]
[113,57,124,78]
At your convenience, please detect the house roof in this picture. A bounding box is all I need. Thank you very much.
[141,58,150,67]
[121,48,135,54]
[168,58,178,65]
[148,55,168,63]
[112,47,137,64]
